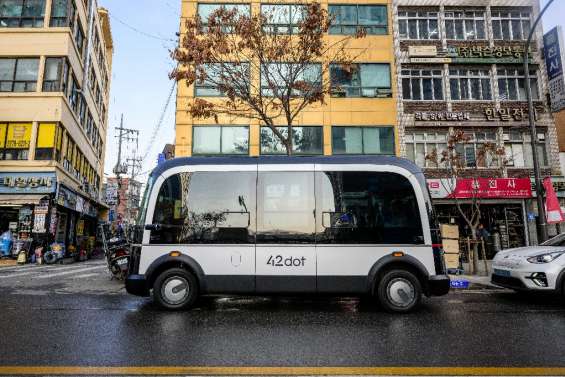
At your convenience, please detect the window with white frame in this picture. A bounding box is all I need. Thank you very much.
[405,131,448,168]
[497,68,539,101]
[197,3,250,31]
[195,63,250,97]
[454,131,498,168]
[504,130,547,168]
[192,126,249,155]
[261,4,306,34]
[398,9,439,40]
[261,63,321,97]
[444,9,486,40]
[401,68,444,100]
[449,68,492,101]
[330,63,391,98]
[491,9,531,40]
[329,4,388,35]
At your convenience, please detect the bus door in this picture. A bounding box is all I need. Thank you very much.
[255,166,316,293]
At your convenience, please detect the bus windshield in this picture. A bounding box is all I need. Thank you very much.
[136,175,154,226]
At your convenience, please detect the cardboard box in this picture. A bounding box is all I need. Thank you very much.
[440,224,459,240]
[443,238,460,254]
[444,253,460,269]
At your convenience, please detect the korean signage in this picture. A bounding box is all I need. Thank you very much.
[428,178,532,199]
[447,45,532,64]
[415,111,470,121]
[408,44,532,64]
[543,26,565,112]
[0,172,57,194]
[57,185,98,218]
[484,107,543,122]
[5,123,32,149]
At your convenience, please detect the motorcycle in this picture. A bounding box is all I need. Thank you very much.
[99,225,131,280]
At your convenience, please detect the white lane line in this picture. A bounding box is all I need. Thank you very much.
[0,271,43,279]
[69,273,101,280]
[0,263,97,277]
[35,266,106,279]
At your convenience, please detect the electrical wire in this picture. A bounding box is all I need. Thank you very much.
[109,13,177,42]
[141,81,177,163]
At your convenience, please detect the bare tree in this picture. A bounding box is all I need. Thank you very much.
[427,130,506,274]
[171,2,366,155]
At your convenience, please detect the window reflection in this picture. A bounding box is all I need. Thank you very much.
[150,172,256,244]
[257,172,315,243]
[316,172,424,244]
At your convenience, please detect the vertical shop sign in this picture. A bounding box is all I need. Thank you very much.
[543,177,564,223]
[544,26,565,112]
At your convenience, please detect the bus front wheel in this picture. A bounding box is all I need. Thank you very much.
[377,269,422,313]
[153,268,199,310]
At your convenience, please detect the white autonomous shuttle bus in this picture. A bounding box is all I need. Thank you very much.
[126,156,450,313]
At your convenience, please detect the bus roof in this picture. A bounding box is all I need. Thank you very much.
[150,155,424,178]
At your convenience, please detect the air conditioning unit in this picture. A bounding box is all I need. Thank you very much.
[503,134,510,141]
[538,133,545,141]
[361,88,377,97]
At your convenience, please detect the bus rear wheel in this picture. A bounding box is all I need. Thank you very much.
[153,268,198,310]
[377,269,422,313]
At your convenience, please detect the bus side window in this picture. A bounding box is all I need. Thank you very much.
[257,172,316,243]
[315,171,424,245]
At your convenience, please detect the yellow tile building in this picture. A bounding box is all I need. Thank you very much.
[175,0,398,157]
[0,0,112,249]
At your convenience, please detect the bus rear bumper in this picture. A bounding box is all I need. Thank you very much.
[126,274,150,297]
[427,275,450,296]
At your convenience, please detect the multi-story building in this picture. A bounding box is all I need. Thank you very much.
[0,0,113,253]
[393,0,559,248]
[104,177,142,226]
[175,0,398,158]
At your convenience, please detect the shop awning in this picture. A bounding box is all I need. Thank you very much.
[0,195,50,206]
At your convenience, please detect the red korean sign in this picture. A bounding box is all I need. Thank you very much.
[428,178,532,199]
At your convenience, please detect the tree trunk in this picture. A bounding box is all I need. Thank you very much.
[470,232,480,275]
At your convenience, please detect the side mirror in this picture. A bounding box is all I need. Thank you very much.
[145,224,161,231]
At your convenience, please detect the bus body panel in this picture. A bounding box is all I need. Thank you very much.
[129,156,449,298]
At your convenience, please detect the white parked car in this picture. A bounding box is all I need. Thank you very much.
[491,234,565,296]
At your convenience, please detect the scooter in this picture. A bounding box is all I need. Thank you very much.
[106,238,130,280]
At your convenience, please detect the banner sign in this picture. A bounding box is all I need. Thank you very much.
[428,178,532,199]
[543,177,564,223]
[415,111,471,121]
[0,172,57,194]
[543,26,565,112]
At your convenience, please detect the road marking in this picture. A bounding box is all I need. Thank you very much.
[1,367,565,376]
[0,264,105,279]
[34,265,106,279]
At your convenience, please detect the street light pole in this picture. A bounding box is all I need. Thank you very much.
[524,0,554,243]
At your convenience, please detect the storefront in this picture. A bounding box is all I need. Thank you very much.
[0,172,100,260]
[428,178,533,258]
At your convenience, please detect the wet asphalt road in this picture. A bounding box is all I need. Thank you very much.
[0,281,565,370]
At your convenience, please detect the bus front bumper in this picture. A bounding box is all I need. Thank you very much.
[126,274,150,297]
[428,275,450,296]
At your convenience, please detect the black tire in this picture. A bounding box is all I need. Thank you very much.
[43,251,57,265]
[377,269,422,313]
[153,268,199,311]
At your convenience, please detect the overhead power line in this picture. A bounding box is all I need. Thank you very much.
[109,14,177,42]
[141,81,178,163]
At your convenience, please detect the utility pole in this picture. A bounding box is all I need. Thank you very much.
[112,115,140,229]
[524,0,555,243]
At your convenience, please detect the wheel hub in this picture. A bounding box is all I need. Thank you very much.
[387,278,415,308]
[162,276,189,305]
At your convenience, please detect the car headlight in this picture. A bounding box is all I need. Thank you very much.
[527,251,565,264]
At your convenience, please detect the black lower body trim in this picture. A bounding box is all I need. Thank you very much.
[256,276,316,294]
[317,276,367,294]
[204,275,255,293]
[427,275,450,296]
[126,274,150,297]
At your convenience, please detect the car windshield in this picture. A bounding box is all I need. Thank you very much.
[541,233,565,247]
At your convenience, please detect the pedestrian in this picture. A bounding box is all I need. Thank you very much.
[476,223,490,241]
